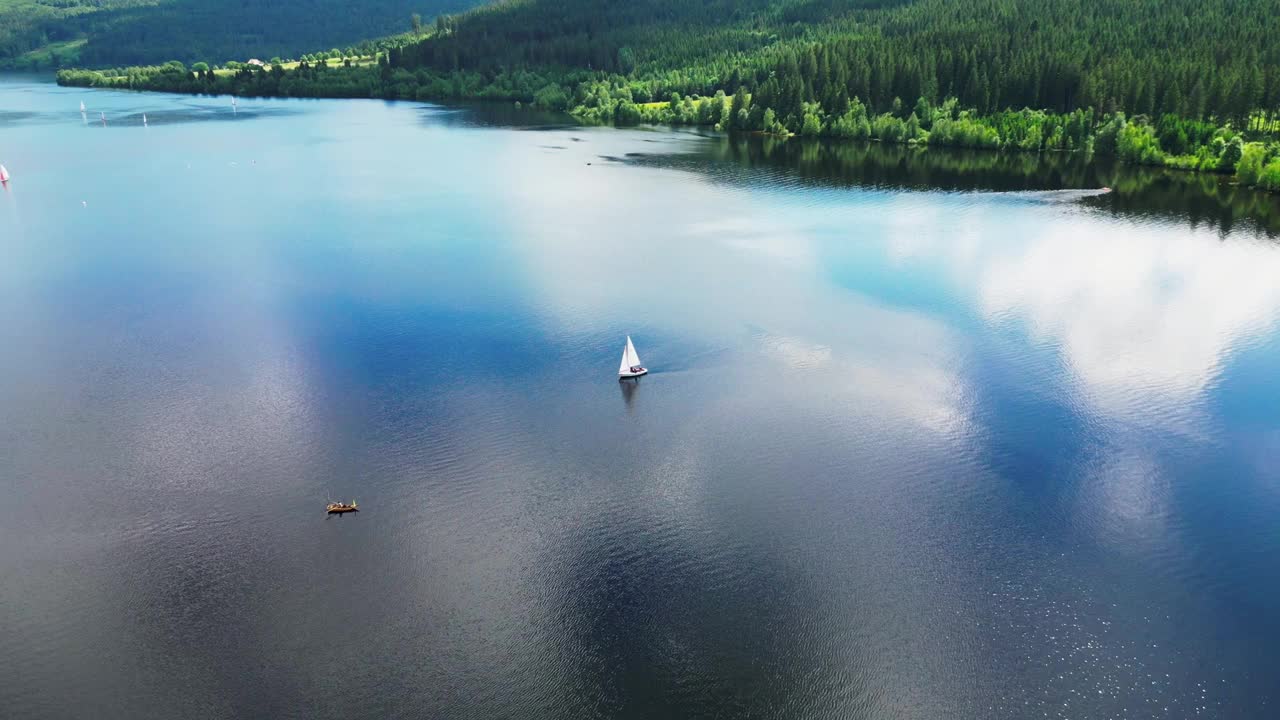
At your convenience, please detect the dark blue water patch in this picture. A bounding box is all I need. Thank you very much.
[542,509,832,718]
[0,109,41,125]
[958,322,1104,505]
[1203,327,1280,427]
[421,101,577,131]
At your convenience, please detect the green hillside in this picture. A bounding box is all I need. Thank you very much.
[393,0,1278,123]
[57,0,1280,191]
[0,0,481,68]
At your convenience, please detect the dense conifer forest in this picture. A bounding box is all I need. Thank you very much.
[0,0,477,68]
[56,0,1280,191]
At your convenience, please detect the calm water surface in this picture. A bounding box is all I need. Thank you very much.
[2,76,1278,719]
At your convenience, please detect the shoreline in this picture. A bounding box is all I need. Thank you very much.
[52,66,1280,198]
[45,69,1280,210]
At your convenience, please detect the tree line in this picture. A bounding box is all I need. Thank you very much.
[392,0,1280,125]
[57,0,1280,192]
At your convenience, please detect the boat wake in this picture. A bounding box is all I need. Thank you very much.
[998,188,1112,204]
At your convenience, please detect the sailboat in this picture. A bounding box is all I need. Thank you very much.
[0,164,9,183]
[100,111,106,125]
[79,101,85,112]
[618,335,648,379]
[142,113,148,126]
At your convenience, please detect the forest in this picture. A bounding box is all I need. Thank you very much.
[0,0,478,68]
[56,0,1280,192]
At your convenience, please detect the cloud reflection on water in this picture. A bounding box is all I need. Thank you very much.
[978,217,1280,429]
[486,126,1280,715]
[5,88,1277,717]
[499,129,978,439]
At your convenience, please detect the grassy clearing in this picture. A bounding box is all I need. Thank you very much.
[5,38,86,69]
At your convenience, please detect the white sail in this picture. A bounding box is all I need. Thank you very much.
[0,164,9,182]
[619,339,632,375]
[80,101,85,112]
[143,114,148,125]
[626,336,641,368]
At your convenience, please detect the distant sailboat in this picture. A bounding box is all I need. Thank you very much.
[618,336,648,379]
[79,101,85,112]
[142,113,148,126]
[0,164,10,183]
[100,111,106,125]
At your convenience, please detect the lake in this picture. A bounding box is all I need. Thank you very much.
[1,75,1278,719]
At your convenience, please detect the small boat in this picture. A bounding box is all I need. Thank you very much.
[80,101,85,112]
[100,111,106,125]
[326,500,358,514]
[142,113,148,126]
[0,165,9,183]
[618,335,647,379]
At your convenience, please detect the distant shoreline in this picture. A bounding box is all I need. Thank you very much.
[55,62,1280,197]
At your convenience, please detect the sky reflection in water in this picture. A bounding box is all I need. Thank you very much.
[0,78,1277,719]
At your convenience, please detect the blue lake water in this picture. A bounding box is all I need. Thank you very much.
[1,75,1278,719]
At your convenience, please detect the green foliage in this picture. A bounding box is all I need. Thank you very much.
[762,108,780,134]
[52,0,1280,193]
[533,82,569,110]
[871,113,905,143]
[1117,123,1165,165]
[383,0,1280,128]
[1,0,484,67]
[1236,142,1270,186]
[825,98,872,140]
[1258,159,1280,192]
[1018,124,1043,152]
[1218,136,1244,172]
[1094,113,1126,156]
[927,114,1000,149]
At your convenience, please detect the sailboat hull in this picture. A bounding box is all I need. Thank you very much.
[619,368,648,379]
